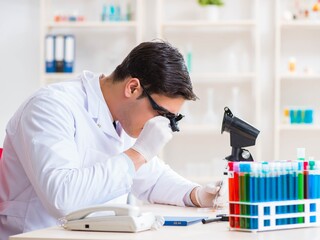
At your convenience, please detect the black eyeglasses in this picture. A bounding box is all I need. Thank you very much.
[141,85,184,132]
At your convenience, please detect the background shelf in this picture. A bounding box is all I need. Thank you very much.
[274,1,320,160]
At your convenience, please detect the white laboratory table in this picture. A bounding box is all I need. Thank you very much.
[9,204,320,240]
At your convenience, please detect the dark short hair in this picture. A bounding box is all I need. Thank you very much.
[112,40,197,101]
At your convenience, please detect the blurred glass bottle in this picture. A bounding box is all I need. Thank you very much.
[203,88,218,125]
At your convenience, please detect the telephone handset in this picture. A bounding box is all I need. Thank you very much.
[60,204,163,233]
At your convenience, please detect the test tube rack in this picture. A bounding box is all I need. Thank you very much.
[227,160,320,232]
[228,199,320,232]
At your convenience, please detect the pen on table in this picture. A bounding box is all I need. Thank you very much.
[213,181,224,209]
[202,214,229,224]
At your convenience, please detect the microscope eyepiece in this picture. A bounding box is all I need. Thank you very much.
[221,107,260,162]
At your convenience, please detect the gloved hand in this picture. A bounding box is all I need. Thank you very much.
[194,180,227,208]
[131,116,173,162]
[151,215,165,230]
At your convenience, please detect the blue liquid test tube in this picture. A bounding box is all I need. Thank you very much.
[315,161,320,199]
[286,162,295,224]
[292,161,299,224]
[282,162,288,225]
[250,163,258,229]
[262,163,270,215]
[275,162,282,225]
[309,159,316,223]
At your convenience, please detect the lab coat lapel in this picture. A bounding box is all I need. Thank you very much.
[82,71,122,143]
[96,101,122,141]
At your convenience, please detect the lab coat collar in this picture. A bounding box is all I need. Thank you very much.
[81,71,123,143]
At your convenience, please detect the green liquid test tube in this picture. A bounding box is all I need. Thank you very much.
[297,148,305,224]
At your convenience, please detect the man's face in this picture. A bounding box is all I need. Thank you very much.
[121,92,185,138]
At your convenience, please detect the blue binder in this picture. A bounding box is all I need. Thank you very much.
[45,35,55,73]
[64,35,75,73]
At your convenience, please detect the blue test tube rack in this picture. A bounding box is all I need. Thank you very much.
[228,160,320,232]
[228,199,320,232]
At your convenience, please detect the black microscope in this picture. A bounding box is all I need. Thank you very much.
[221,107,260,162]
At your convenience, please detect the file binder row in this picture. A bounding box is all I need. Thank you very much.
[45,35,75,73]
[228,160,320,231]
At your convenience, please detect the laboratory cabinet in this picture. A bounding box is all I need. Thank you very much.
[274,0,320,160]
[156,0,261,184]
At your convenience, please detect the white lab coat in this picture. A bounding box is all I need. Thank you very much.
[0,71,198,239]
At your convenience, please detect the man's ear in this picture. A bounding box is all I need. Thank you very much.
[124,78,141,98]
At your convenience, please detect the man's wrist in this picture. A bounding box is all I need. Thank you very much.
[124,148,147,170]
[190,186,201,207]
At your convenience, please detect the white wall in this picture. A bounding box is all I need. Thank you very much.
[0,0,275,163]
[0,0,40,143]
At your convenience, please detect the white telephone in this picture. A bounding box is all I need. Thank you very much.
[60,204,163,233]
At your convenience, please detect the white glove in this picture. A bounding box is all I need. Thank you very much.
[131,116,173,162]
[194,180,227,208]
[151,215,165,230]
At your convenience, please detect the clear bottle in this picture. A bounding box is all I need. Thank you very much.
[283,108,290,124]
[297,147,305,161]
[202,88,218,125]
[187,44,192,73]
[231,87,239,115]
[288,57,296,73]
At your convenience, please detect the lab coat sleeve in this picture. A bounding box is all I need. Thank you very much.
[131,157,199,206]
[11,93,134,217]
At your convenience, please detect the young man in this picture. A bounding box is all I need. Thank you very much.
[0,41,224,239]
